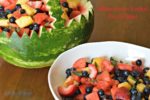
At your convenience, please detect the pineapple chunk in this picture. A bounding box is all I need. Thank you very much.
[145,70,150,78]
[67,0,79,8]
[16,16,33,28]
[7,14,13,19]
[118,82,131,90]
[136,83,146,92]
[0,19,9,27]
[127,75,136,85]
[21,4,36,16]
[17,0,28,4]
[92,57,104,72]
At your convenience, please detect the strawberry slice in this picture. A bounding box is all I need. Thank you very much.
[88,64,98,78]
[27,1,42,9]
[118,63,132,71]
[85,92,100,100]
[33,13,49,24]
[73,58,87,69]
[58,84,77,96]
[102,59,114,72]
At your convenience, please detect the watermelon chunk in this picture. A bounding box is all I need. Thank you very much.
[73,58,87,68]
[33,13,49,24]
[85,92,100,100]
[5,3,16,10]
[0,0,10,7]
[118,63,132,71]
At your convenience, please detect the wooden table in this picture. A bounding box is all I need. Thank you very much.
[0,0,150,100]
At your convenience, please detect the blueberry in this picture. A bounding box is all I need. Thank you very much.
[36,8,43,13]
[106,95,112,100]
[0,6,4,11]
[3,28,10,32]
[0,12,7,18]
[9,16,16,23]
[86,87,93,94]
[67,8,73,16]
[123,70,130,77]
[20,9,26,14]
[29,24,34,30]
[136,92,143,100]
[131,70,140,78]
[144,87,150,95]
[136,59,142,66]
[98,89,104,97]
[117,77,125,83]
[82,71,89,77]
[131,94,137,100]
[16,4,21,9]
[70,68,76,71]
[62,2,69,8]
[65,68,71,76]
[75,89,81,95]
[143,67,149,73]
[33,23,39,31]
[143,76,150,85]
[114,69,122,77]
[130,88,138,95]
[5,9,12,14]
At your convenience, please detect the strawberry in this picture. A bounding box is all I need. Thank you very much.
[73,58,87,69]
[88,64,97,78]
[58,84,78,96]
[85,92,100,100]
[118,63,132,71]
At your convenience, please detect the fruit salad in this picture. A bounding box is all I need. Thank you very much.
[0,0,90,37]
[58,57,150,100]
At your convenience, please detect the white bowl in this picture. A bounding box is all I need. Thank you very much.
[48,41,150,100]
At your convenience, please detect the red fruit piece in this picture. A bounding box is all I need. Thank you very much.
[18,28,30,37]
[0,0,10,7]
[73,58,87,69]
[115,87,130,100]
[8,0,17,3]
[118,63,132,71]
[111,85,118,99]
[27,1,42,9]
[79,85,86,94]
[88,64,98,78]
[80,77,92,85]
[102,59,114,72]
[13,10,22,18]
[58,84,77,96]
[72,74,81,82]
[96,81,111,91]
[0,28,2,33]
[85,92,100,100]
[74,94,84,100]
[96,71,111,82]
[5,3,16,10]
[70,11,81,19]
[33,13,49,24]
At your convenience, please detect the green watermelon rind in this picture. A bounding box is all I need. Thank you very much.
[0,0,94,68]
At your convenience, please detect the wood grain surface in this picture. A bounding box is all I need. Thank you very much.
[0,0,150,100]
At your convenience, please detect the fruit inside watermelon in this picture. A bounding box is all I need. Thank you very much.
[0,0,94,68]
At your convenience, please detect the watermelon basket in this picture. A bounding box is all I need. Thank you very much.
[0,0,94,68]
